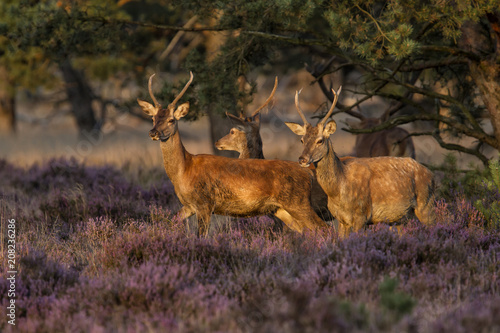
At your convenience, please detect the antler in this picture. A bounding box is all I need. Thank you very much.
[148,73,161,108]
[318,86,342,126]
[170,71,194,107]
[251,76,278,117]
[294,89,309,125]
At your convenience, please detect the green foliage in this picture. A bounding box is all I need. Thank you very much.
[438,154,500,230]
[474,159,500,230]
[438,154,487,200]
[378,277,416,319]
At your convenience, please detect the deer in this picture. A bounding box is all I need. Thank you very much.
[137,72,328,236]
[215,77,336,222]
[306,57,416,159]
[214,77,278,159]
[285,87,435,237]
[346,112,416,159]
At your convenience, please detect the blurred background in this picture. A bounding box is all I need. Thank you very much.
[1,1,499,169]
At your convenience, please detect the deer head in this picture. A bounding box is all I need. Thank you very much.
[215,77,278,157]
[285,86,342,167]
[137,71,194,141]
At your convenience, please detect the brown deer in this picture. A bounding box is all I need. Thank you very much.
[214,77,278,159]
[137,72,327,236]
[306,58,416,159]
[215,77,335,221]
[285,87,435,237]
[346,113,416,159]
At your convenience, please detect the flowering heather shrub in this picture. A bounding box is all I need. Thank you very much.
[1,159,499,332]
[1,158,175,236]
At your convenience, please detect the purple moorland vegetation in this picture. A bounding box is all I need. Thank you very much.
[0,158,499,332]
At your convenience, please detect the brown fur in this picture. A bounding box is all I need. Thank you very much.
[349,118,416,158]
[215,113,265,159]
[286,90,435,237]
[215,110,356,222]
[138,74,327,236]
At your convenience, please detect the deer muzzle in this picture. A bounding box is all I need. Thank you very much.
[298,156,311,167]
[214,139,226,150]
[149,129,160,140]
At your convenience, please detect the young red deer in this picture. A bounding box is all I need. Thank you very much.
[214,77,278,159]
[137,72,327,236]
[215,77,335,221]
[306,58,416,159]
[285,87,435,237]
[347,115,416,159]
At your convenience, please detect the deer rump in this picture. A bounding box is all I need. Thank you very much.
[327,156,434,224]
[176,154,315,217]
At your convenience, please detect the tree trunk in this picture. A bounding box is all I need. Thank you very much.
[469,61,500,150]
[460,14,500,151]
[202,17,238,157]
[60,59,98,136]
[0,93,15,135]
[0,67,16,134]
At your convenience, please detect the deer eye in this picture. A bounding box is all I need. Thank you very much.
[300,138,304,144]
[316,138,323,145]
[168,118,175,124]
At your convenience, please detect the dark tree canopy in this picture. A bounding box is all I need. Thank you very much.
[2,0,500,163]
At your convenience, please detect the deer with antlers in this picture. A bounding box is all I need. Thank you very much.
[137,72,328,236]
[215,77,335,221]
[285,87,435,237]
[306,58,416,159]
[214,77,278,159]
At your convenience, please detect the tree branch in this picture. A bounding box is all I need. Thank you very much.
[398,56,468,72]
[343,112,498,149]
[419,45,482,61]
[432,130,489,165]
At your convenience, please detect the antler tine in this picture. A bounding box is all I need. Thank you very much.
[319,86,342,126]
[251,76,278,117]
[170,71,194,107]
[148,73,161,108]
[295,89,309,125]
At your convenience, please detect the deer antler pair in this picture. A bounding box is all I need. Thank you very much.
[294,86,342,126]
[148,71,194,109]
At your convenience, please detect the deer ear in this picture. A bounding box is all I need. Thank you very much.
[226,113,246,126]
[137,99,158,116]
[253,112,261,126]
[323,120,337,136]
[285,122,306,136]
[174,102,189,120]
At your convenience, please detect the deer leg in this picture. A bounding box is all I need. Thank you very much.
[415,182,436,225]
[177,206,195,220]
[284,205,327,232]
[274,209,303,233]
[196,210,212,237]
[337,222,351,238]
[415,200,436,225]
[176,206,197,234]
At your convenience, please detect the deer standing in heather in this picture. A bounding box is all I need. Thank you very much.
[285,87,435,237]
[307,58,416,159]
[137,72,327,236]
[215,77,358,221]
[215,77,334,222]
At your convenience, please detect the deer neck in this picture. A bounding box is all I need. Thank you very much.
[159,130,190,183]
[241,135,265,159]
[315,140,345,196]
